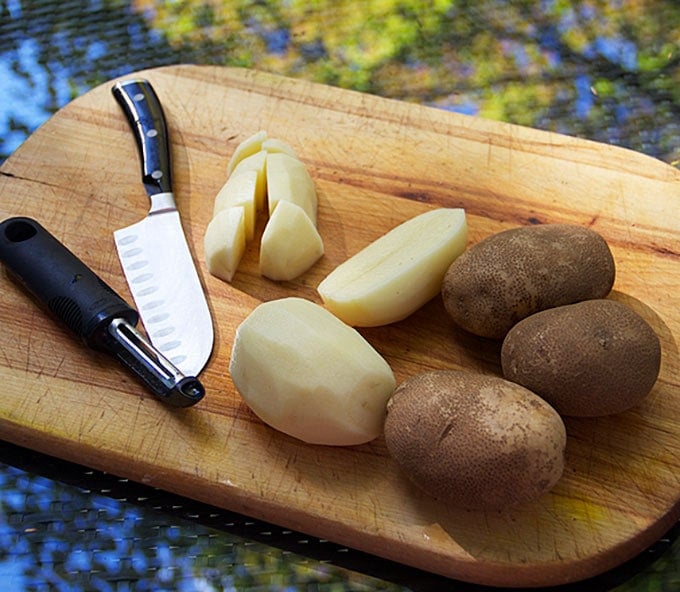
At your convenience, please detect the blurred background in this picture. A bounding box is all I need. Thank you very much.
[2,0,680,164]
[0,0,679,590]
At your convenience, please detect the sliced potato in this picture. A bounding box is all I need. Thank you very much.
[204,207,246,282]
[213,170,258,240]
[230,150,267,210]
[229,297,396,446]
[317,208,467,326]
[261,137,298,158]
[266,152,317,224]
[227,132,298,176]
[260,200,324,281]
[226,130,266,175]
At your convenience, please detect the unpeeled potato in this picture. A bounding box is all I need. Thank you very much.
[384,370,566,510]
[501,299,661,416]
[442,223,615,338]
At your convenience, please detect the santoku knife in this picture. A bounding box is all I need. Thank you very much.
[0,216,205,407]
[111,78,213,378]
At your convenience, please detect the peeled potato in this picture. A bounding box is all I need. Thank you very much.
[213,170,258,240]
[226,130,266,175]
[266,152,317,224]
[227,131,298,175]
[230,150,268,210]
[229,297,396,446]
[262,138,297,158]
[208,133,321,282]
[260,200,324,281]
[317,208,467,326]
[204,207,246,282]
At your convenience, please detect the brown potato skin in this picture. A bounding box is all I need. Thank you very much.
[441,224,615,338]
[384,370,566,511]
[501,299,661,417]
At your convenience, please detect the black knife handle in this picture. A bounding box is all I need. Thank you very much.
[0,217,138,351]
[112,78,172,196]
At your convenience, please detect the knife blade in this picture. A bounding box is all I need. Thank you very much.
[0,216,205,407]
[111,78,213,377]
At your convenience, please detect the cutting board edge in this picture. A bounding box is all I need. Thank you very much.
[1,411,678,589]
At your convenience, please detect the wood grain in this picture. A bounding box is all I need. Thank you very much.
[0,65,678,588]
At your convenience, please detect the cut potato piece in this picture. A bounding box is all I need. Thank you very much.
[318,208,468,327]
[230,150,267,210]
[204,207,246,282]
[226,130,266,175]
[208,133,321,283]
[229,297,396,445]
[260,201,324,281]
[213,170,258,240]
[261,138,297,158]
[266,152,317,225]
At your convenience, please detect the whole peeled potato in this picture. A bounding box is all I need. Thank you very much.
[441,224,615,338]
[501,299,661,417]
[384,370,566,510]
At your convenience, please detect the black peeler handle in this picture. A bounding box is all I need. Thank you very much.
[0,216,205,407]
[0,216,138,351]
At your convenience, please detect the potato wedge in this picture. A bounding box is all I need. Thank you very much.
[266,152,317,224]
[262,138,298,158]
[317,208,467,326]
[204,207,246,282]
[260,201,324,281]
[229,297,396,445]
[213,170,258,240]
[226,130,266,175]
[230,150,268,210]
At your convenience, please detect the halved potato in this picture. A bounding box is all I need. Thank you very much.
[317,208,467,326]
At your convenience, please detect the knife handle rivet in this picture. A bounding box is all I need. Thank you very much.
[151,170,163,180]
[146,129,158,138]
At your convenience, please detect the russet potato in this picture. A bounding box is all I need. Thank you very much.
[384,370,566,510]
[501,299,661,416]
[441,223,615,338]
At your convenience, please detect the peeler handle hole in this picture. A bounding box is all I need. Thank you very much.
[4,219,37,243]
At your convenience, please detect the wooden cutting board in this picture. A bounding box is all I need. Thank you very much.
[0,65,678,588]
